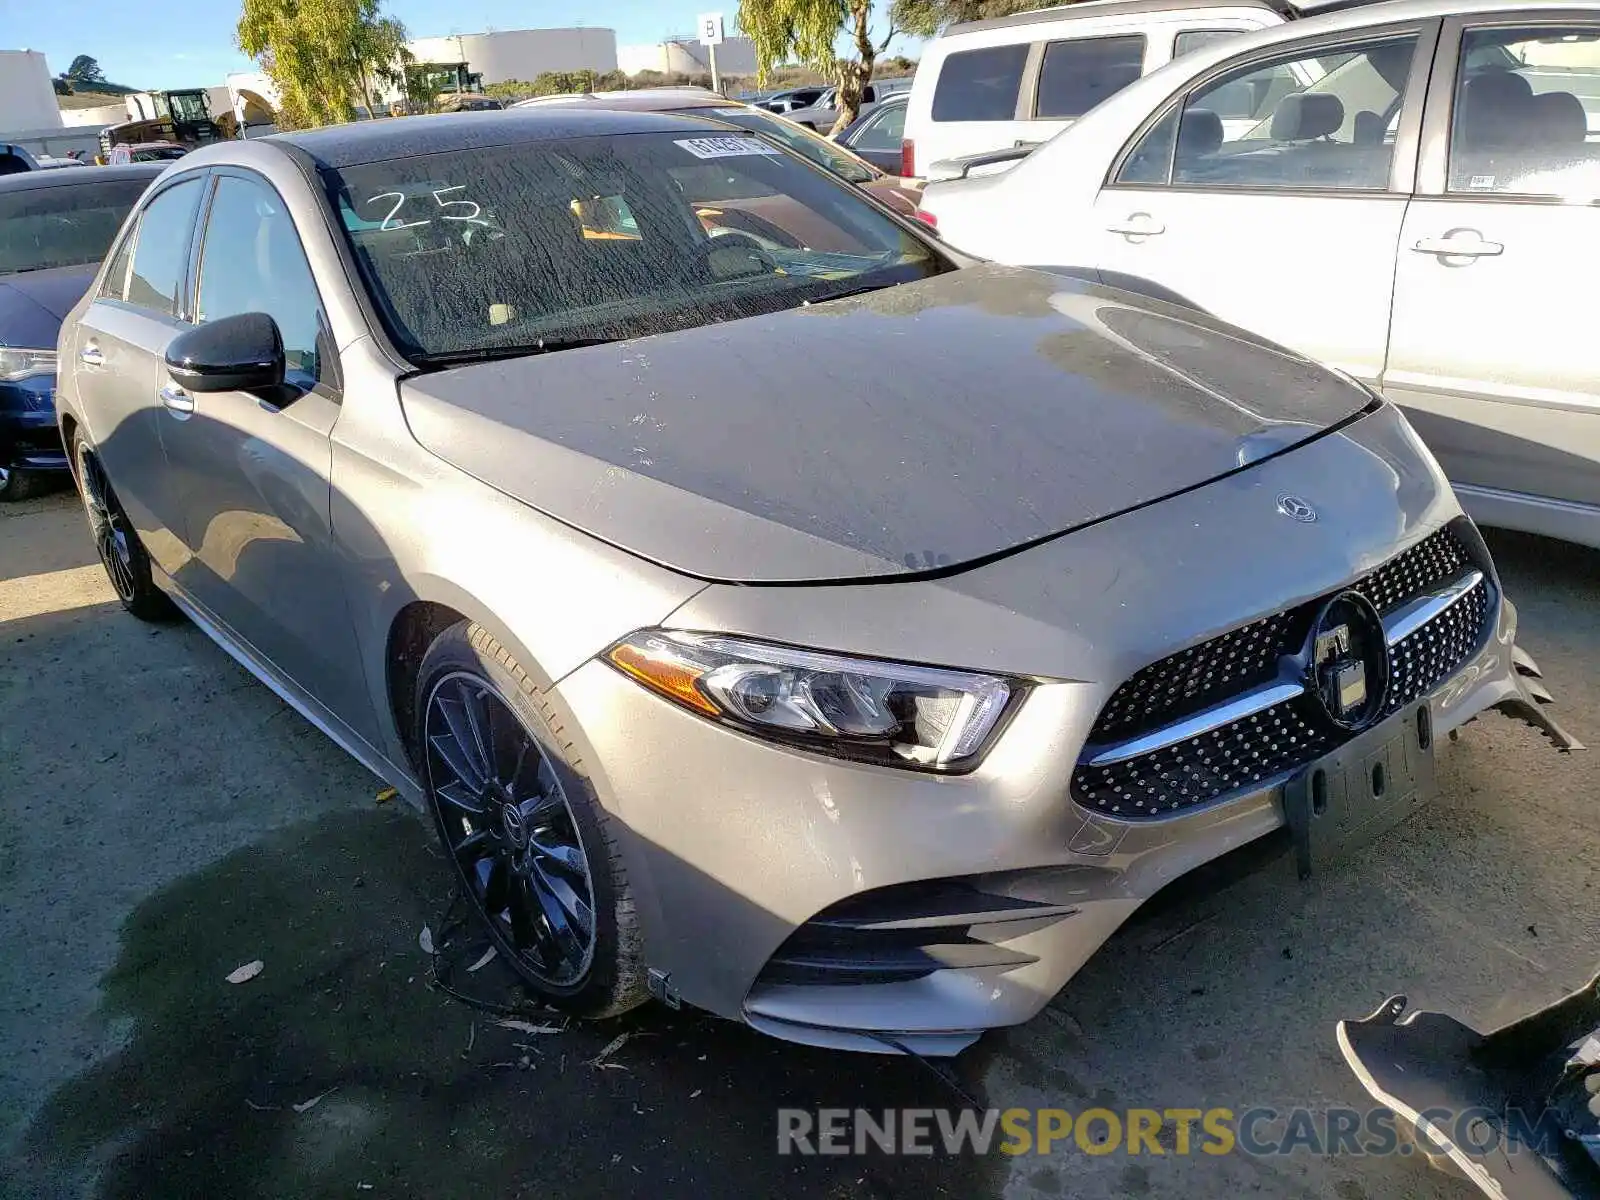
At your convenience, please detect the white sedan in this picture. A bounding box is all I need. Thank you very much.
[919,0,1600,550]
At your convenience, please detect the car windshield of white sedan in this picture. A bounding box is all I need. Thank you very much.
[326,131,945,363]
[0,180,149,275]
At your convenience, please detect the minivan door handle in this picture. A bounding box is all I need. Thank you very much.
[159,384,195,417]
[1412,231,1503,258]
[1107,213,1166,238]
[79,343,105,367]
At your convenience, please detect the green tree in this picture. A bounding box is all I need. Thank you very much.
[889,0,1038,37]
[237,0,410,128]
[738,0,897,134]
[53,76,74,95]
[65,54,107,89]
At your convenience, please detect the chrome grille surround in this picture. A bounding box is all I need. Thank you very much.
[1072,526,1494,819]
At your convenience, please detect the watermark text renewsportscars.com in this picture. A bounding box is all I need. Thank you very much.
[777,1105,1574,1158]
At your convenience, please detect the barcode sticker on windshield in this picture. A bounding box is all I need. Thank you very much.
[674,136,781,160]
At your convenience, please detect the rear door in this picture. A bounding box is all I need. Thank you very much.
[1384,14,1600,540]
[69,173,206,578]
[1088,23,1436,387]
[159,169,375,735]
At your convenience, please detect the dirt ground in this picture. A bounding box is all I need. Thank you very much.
[2,486,1596,1200]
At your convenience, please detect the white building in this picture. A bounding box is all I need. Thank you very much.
[0,49,63,133]
[225,71,281,134]
[405,28,619,87]
[618,35,758,78]
[58,102,126,128]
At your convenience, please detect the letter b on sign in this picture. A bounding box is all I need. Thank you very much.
[698,12,725,45]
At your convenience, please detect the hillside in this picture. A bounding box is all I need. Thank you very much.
[57,90,133,111]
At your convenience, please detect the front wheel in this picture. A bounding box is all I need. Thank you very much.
[72,434,176,621]
[415,621,646,1017]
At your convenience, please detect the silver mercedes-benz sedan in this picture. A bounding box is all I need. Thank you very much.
[54,109,1577,1054]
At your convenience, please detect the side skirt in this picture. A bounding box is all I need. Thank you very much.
[157,571,425,808]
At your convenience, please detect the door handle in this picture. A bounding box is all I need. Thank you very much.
[1412,233,1503,258]
[1106,213,1165,238]
[79,343,105,367]
[159,384,195,417]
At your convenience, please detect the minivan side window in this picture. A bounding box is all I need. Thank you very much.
[124,178,203,317]
[1035,35,1147,119]
[931,44,1030,122]
[1114,32,1419,190]
[1173,29,1242,58]
[1447,25,1600,198]
[194,174,330,390]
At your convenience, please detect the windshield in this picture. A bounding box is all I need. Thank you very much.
[168,92,209,123]
[0,179,149,274]
[133,146,187,161]
[678,105,878,183]
[327,129,946,364]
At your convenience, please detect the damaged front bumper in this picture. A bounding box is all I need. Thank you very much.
[1338,973,1600,1198]
[1494,639,1585,753]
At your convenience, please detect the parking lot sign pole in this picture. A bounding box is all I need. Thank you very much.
[698,12,725,94]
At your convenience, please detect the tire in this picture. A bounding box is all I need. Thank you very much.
[415,620,646,1018]
[0,464,47,502]
[71,433,178,622]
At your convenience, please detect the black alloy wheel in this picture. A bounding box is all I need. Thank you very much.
[73,437,174,621]
[423,670,599,989]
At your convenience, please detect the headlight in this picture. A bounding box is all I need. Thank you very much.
[604,630,1019,772]
[0,347,57,382]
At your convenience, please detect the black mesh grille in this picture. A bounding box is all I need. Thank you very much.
[1090,609,1303,743]
[1350,530,1473,615]
[1385,578,1492,713]
[1073,527,1492,819]
[1074,695,1335,818]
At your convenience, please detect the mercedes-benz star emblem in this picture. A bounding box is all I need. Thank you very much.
[1277,494,1318,523]
[1307,590,1390,732]
[500,800,530,848]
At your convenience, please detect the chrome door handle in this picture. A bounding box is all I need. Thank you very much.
[159,384,195,416]
[1412,234,1503,257]
[79,344,105,367]
[1106,214,1165,237]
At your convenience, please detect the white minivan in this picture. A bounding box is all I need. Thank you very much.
[902,0,1291,176]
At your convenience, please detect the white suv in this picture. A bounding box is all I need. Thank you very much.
[920,0,1600,549]
[901,0,1289,178]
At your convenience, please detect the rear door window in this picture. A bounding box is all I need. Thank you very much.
[1035,35,1147,119]
[852,102,908,151]
[932,43,1030,121]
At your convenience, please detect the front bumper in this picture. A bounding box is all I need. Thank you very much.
[0,406,68,472]
[560,594,1547,1053]
[550,405,1576,1054]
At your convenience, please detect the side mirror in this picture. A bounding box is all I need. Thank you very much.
[165,311,285,394]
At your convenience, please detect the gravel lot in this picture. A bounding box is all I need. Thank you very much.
[2,486,1596,1200]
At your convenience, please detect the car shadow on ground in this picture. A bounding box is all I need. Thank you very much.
[8,804,1008,1200]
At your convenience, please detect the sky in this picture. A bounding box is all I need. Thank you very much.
[0,0,908,91]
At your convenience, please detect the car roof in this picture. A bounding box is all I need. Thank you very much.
[0,163,165,194]
[1172,0,1598,48]
[946,0,1283,35]
[517,89,731,113]
[268,107,725,168]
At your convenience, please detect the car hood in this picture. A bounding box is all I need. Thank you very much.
[0,265,95,349]
[399,265,1373,583]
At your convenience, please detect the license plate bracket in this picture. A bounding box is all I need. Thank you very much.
[1284,703,1437,880]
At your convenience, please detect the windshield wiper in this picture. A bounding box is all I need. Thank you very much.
[418,337,617,367]
[805,280,898,306]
